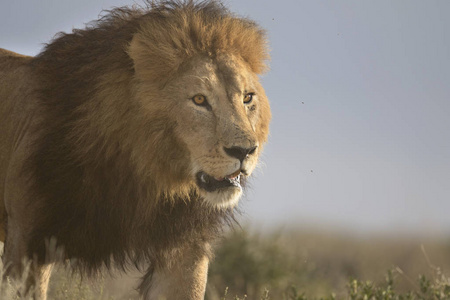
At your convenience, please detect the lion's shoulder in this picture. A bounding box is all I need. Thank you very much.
[0,50,34,242]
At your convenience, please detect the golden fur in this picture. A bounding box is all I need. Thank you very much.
[0,1,270,299]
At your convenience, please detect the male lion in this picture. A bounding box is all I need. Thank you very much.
[0,1,270,299]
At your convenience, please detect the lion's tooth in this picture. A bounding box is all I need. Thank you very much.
[226,170,241,179]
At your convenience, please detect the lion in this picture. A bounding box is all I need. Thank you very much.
[0,1,270,299]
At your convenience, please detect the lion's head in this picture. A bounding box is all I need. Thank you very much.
[126,3,271,208]
[31,1,270,217]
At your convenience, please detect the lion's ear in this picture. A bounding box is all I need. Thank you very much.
[128,33,183,87]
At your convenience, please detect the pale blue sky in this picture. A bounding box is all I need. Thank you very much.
[2,1,449,235]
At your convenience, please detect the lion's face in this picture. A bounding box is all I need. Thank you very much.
[170,55,270,208]
[133,54,270,208]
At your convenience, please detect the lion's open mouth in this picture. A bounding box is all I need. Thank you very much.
[196,171,242,192]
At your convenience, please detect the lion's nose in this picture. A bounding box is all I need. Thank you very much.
[223,145,258,163]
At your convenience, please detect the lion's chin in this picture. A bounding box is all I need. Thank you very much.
[200,187,242,209]
[195,170,243,208]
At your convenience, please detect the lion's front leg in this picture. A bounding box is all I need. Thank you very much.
[139,247,209,300]
[2,218,54,300]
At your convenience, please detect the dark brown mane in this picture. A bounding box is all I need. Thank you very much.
[24,0,260,274]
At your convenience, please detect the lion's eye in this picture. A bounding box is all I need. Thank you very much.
[243,93,254,104]
[192,94,207,106]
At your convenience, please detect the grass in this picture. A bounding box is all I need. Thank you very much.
[1,228,450,299]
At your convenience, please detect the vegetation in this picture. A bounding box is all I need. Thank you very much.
[1,228,450,299]
[207,228,450,300]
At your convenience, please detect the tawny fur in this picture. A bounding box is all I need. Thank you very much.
[0,1,270,299]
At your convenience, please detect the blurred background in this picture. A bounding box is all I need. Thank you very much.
[1,1,450,299]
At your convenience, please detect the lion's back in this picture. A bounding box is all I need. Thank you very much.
[0,48,31,73]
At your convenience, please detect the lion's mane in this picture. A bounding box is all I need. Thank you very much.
[24,0,268,274]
